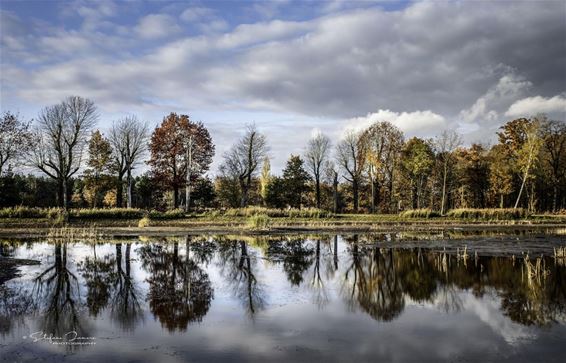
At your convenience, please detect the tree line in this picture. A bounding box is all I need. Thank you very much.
[1,95,564,213]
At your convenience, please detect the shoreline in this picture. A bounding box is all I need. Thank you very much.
[0,219,564,238]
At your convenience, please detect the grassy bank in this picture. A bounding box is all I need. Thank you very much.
[0,207,564,238]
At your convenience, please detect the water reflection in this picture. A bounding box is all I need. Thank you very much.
[139,238,213,331]
[0,233,565,361]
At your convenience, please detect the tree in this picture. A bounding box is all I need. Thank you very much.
[0,112,33,176]
[282,155,311,208]
[259,156,271,205]
[30,96,98,210]
[149,113,214,209]
[434,130,461,214]
[264,176,287,208]
[109,116,149,208]
[360,121,403,213]
[488,144,513,208]
[497,117,543,209]
[219,124,268,207]
[455,144,490,208]
[541,120,566,211]
[401,137,434,209]
[336,130,366,212]
[83,130,112,207]
[305,132,331,209]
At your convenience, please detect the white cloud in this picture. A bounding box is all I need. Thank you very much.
[345,109,446,135]
[505,95,566,118]
[135,14,181,39]
[458,72,532,124]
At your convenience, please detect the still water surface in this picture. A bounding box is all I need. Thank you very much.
[1,232,566,362]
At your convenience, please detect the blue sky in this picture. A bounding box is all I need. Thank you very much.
[1,0,565,174]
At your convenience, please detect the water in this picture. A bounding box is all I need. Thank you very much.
[1,232,565,362]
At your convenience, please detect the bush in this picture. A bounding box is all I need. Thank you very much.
[247,214,271,230]
[138,216,151,228]
[399,209,440,218]
[446,208,528,220]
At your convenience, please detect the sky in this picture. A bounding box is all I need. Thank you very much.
[1,0,565,174]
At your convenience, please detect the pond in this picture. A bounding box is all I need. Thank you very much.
[1,231,566,362]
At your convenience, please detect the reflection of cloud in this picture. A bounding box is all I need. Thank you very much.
[460,291,535,344]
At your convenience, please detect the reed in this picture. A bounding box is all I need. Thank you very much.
[446,208,528,220]
[399,209,440,219]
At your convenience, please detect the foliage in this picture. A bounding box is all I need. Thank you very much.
[281,155,311,208]
[149,113,214,208]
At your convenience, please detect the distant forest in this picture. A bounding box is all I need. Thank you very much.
[1,96,564,213]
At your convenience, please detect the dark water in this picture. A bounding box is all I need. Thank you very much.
[1,232,566,362]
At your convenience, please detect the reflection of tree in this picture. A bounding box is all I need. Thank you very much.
[218,240,265,316]
[33,242,88,338]
[310,240,329,308]
[140,238,213,331]
[342,242,405,321]
[267,239,314,286]
[77,245,114,317]
[111,243,143,331]
[0,284,34,337]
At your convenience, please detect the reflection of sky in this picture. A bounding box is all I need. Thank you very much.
[1,236,566,362]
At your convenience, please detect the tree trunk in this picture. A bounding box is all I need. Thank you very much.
[126,168,132,208]
[173,186,179,209]
[332,172,338,213]
[553,184,558,212]
[440,162,448,215]
[352,179,359,213]
[62,178,68,211]
[315,177,321,209]
[116,176,124,208]
[240,178,249,208]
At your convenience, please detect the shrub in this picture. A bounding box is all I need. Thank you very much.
[138,216,151,228]
[446,208,528,220]
[399,209,440,218]
[247,214,271,230]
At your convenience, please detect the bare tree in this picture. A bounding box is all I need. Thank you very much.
[435,130,462,215]
[220,124,268,207]
[0,111,33,176]
[305,132,331,208]
[109,116,149,208]
[336,130,366,212]
[30,96,98,210]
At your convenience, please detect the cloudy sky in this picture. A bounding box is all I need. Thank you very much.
[1,0,565,173]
